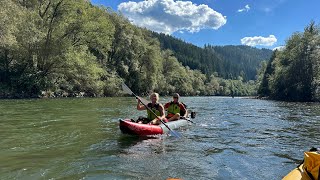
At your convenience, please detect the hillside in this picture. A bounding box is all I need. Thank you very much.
[152,32,273,80]
[0,1,268,98]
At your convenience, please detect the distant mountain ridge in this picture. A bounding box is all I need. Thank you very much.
[152,32,273,80]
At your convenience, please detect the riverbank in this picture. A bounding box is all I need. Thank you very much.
[0,90,98,99]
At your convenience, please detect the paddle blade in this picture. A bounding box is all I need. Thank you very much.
[122,83,133,95]
[169,130,181,138]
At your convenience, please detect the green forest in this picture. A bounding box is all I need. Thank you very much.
[0,0,272,98]
[2,0,317,101]
[152,32,273,81]
[258,22,320,102]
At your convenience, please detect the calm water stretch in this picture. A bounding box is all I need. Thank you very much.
[1,97,319,179]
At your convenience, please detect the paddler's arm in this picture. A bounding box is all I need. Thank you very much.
[136,98,146,110]
[180,103,187,119]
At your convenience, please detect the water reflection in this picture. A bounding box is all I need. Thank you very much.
[117,135,165,154]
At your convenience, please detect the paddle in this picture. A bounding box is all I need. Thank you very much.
[138,96,196,124]
[184,117,195,124]
[185,110,196,123]
[122,83,181,138]
[130,93,195,124]
[127,88,196,124]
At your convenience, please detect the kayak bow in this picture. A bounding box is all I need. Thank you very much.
[119,119,190,136]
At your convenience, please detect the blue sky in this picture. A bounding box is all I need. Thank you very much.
[91,0,320,50]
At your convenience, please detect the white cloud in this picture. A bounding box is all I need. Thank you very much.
[118,0,227,34]
[241,35,277,47]
[237,4,250,13]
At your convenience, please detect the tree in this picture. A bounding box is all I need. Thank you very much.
[257,51,277,97]
[0,0,24,95]
[259,21,320,101]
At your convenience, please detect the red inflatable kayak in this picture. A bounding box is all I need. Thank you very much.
[119,119,189,136]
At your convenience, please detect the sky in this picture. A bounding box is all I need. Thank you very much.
[90,0,320,50]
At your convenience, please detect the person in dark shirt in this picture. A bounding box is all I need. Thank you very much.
[136,93,166,125]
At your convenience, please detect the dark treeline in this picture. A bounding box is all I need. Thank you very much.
[0,0,270,98]
[212,45,273,81]
[258,22,320,102]
[152,32,273,80]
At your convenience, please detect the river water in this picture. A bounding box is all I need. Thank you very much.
[0,97,319,179]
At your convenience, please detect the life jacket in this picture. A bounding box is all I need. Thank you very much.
[147,103,161,120]
[303,149,320,180]
[167,101,183,116]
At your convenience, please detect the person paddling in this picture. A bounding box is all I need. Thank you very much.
[164,93,187,121]
[136,93,167,125]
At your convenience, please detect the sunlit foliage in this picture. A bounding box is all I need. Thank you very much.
[1,0,262,98]
[258,22,320,101]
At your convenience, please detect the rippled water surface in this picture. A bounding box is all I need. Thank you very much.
[1,97,319,179]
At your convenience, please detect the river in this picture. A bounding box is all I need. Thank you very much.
[0,97,319,179]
